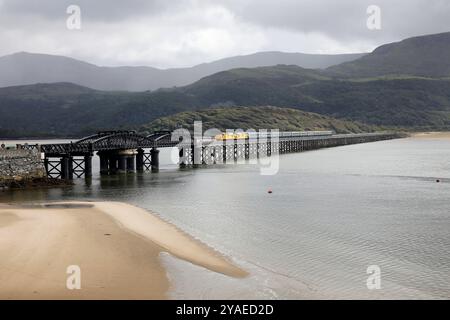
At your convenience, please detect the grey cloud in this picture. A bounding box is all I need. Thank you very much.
[0,0,180,21]
[223,0,450,47]
[0,0,449,67]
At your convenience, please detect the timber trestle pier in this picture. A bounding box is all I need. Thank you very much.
[39,131,405,180]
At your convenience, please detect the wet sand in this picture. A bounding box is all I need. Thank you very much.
[0,201,246,299]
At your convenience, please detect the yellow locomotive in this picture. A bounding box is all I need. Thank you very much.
[214,132,249,141]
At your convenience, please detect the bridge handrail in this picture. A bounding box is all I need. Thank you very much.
[92,132,155,149]
[74,130,138,145]
[40,142,92,155]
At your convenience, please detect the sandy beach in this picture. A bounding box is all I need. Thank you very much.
[412,132,450,139]
[0,201,246,300]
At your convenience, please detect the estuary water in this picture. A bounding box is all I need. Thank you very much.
[1,136,449,299]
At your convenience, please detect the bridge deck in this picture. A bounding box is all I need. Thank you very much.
[40,132,401,157]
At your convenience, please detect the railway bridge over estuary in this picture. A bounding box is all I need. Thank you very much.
[39,130,405,179]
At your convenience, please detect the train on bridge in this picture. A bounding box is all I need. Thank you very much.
[214,131,334,141]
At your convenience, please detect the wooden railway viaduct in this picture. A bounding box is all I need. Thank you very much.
[37,130,404,179]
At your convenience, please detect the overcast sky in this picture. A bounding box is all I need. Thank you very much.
[0,0,449,68]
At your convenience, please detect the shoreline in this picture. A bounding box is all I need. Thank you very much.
[0,201,247,299]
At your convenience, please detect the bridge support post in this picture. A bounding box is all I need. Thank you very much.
[127,156,136,173]
[222,144,227,164]
[68,157,74,180]
[178,147,186,168]
[60,156,70,180]
[109,155,118,174]
[213,146,218,164]
[201,147,207,165]
[150,148,160,172]
[99,153,109,175]
[245,138,250,161]
[84,154,93,178]
[256,141,260,158]
[44,158,49,177]
[136,149,144,172]
[192,145,202,168]
[117,155,128,174]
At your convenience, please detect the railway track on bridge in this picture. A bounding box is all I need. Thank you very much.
[37,130,406,180]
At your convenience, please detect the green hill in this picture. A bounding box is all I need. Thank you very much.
[139,106,378,134]
[326,32,450,79]
[0,83,200,137]
[178,66,450,129]
[182,65,330,107]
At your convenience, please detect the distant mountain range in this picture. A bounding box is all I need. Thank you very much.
[1,31,450,138]
[0,51,365,91]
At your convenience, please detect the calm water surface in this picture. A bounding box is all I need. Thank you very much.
[1,137,449,299]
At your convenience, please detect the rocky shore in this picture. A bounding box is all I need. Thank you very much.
[0,177,73,190]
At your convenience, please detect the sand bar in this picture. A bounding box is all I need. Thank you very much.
[412,132,450,139]
[0,201,246,299]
